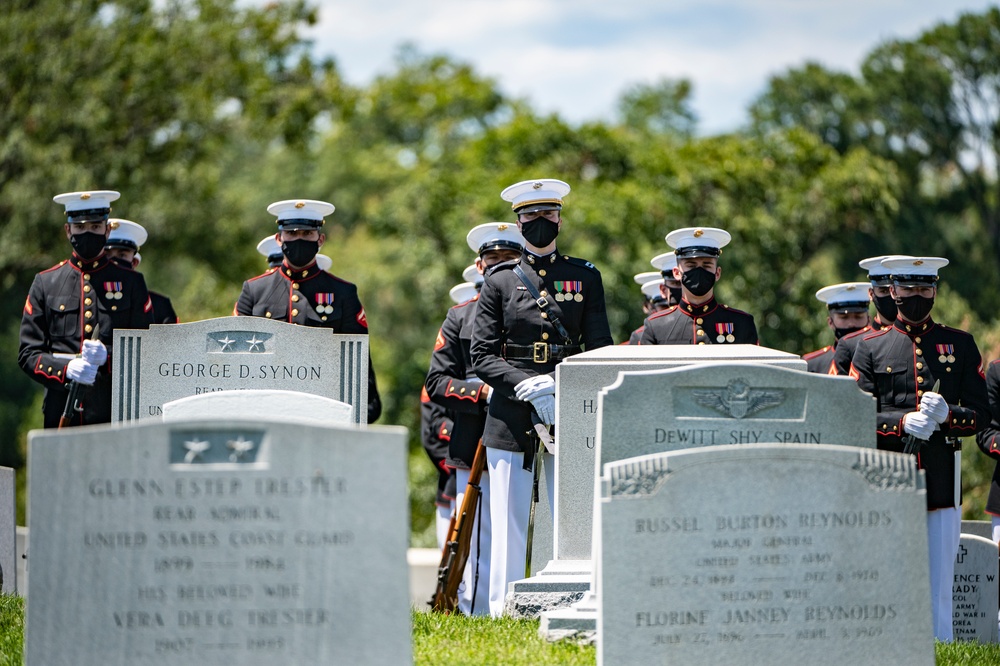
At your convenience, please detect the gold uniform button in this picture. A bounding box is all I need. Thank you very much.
[917,376,924,384]
[111,305,117,311]
[59,304,65,311]
[84,324,93,333]
[917,390,923,397]
[292,308,299,316]
[946,367,952,373]
[321,316,327,321]
[696,330,705,336]
[539,270,547,277]
[914,337,921,344]
[542,333,549,340]
[84,298,92,306]
[540,290,548,297]
[83,273,91,280]
[697,341,706,345]
[460,388,466,394]
[47,366,52,372]
[292,283,300,290]
[916,362,923,369]
[292,295,299,302]
[696,318,703,324]
[84,311,92,319]
[265,312,272,318]
[915,349,922,356]
[886,367,892,372]
[541,312,548,319]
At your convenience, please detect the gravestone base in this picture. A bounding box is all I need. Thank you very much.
[503,575,590,618]
[539,591,598,639]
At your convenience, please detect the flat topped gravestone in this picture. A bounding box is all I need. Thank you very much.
[0,466,14,593]
[552,345,808,564]
[113,317,368,425]
[952,534,999,643]
[598,444,934,666]
[26,418,410,666]
[162,390,353,425]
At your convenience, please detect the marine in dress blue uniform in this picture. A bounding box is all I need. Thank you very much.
[849,256,988,642]
[802,282,870,374]
[425,223,525,615]
[832,255,911,375]
[18,191,154,428]
[235,199,382,423]
[639,227,757,345]
[470,179,613,616]
[626,252,681,345]
[104,220,179,324]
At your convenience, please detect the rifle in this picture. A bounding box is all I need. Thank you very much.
[58,324,100,429]
[431,440,487,613]
[525,421,552,579]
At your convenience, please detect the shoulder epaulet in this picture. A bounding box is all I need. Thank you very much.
[647,305,678,320]
[934,323,974,338]
[863,327,891,340]
[324,272,358,287]
[802,346,833,360]
[40,260,69,274]
[246,268,278,283]
[840,326,871,341]
[719,304,753,317]
[450,294,479,310]
[563,256,599,272]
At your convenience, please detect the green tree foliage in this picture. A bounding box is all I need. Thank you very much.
[618,78,698,138]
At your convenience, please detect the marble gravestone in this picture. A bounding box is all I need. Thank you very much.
[162,391,353,426]
[0,467,14,593]
[952,534,999,643]
[113,317,369,425]
[552,345,808,566]
[26,419,411,666]
[598,445,934,665]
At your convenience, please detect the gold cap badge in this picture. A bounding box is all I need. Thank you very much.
[533,182,543,189]
[914,260,924,266]
[80,193,91,200]
[693,229,704,238]
[498,224,508,231]
[294,201,305,208]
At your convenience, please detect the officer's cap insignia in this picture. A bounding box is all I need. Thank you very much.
[693,229,704,238]
[108,220,119,230]
[692,379,784,419]
[295,201,305,208]
[498,224,508,231]
[80,193,91,200]
[913,260,923,266]
[533,182,543,189]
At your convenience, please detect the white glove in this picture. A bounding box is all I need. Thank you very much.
[66,358,98,385]
[514,374,555,401]
[82,339,108,366]
[529,393,555,425]
[918,391,949,425]
[902,411,937,440]
[483,384,493,404]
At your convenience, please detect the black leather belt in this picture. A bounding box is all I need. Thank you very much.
[502,342,581,363]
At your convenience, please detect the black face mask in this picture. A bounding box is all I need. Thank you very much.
[680,266,716,297]
[834,325,864,340]
[872,294,897,323]
[70,232,107,261]
[281,239,319,268]
[895,295,934,323]
[668,286,683,305]
[520,218,559,248]
[109,256,133,270]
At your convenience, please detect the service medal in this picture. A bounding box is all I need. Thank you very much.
[939,355,947,363]
[948,355,956,363]
[716,322,734,343]
[726,334,735,343]
[936,344,955,364]
[574,293,583,302]
[717,335,725,343]
[555,293,564,302]
[105,291,114,299]
[114,292,123,300]
[316,293,336,314]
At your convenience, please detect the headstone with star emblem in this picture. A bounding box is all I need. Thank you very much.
[162,390,353,426]
[597,444,934,665]
[951,534,999,643]
[112,316,368,425]
[24,417,411,665]
[536,356,877,633]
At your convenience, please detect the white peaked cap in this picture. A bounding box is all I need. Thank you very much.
[633,271,661,286]
[106,219,147,250]
[881,256,949,285]
[463,263,484,285]
[665,227,731,257]
[641,280,665,300]
[815,282,871,310]
[257,235,281,258]
[858,255,914,278]
[267,199,334,226]
[316,254,333,272]
[650,252,678,273]
[449,282,479,304]
[500,179,571,212]
[466,222,525,254]
[54,190,120,213]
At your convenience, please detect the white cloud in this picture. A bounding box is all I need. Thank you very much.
[290,0,997,134]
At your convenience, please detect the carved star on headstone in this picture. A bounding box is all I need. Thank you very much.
[227,436,255,462]
[183,439,211,463]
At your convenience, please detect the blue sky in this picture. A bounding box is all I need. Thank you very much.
[293,0,996,134]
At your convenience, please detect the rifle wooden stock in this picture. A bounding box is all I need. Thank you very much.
[430,440,487,613]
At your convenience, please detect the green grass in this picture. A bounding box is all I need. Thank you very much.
[2,597,1000,664]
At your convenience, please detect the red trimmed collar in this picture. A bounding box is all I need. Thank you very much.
[893,317,934,336]
[279,260,320,282]
[69,253,109,270]
[678,297,718,317]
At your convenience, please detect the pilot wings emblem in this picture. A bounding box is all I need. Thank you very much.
[693,379,784,419]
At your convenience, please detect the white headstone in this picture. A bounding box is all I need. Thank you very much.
[26,419,411,665]
[113,317,368,425]
[598,445,933,665]
[162,390,353,425]
[952,534,1000,643]
[0,466,14,593]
